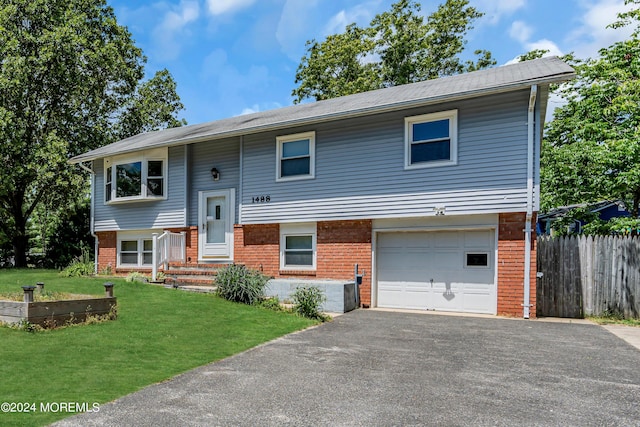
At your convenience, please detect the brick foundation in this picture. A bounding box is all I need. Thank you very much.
[96,231,116,274]
[96,214,535,317]
[497,212,537,318]
[234,220,373,307]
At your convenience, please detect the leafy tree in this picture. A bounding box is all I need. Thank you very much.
[293,0,495,103]
[0,0,185,267]
[542,35,640,216]
[115,69,187,140]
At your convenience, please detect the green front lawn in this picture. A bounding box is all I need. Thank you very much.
[0,270,315,426]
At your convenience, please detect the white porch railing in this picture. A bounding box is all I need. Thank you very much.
[152,231,186,281]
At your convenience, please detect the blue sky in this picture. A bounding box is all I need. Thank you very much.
[109,0,634,125]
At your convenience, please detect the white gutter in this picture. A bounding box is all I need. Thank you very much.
[524,85,538,319]
[78,162,98,274]
[238,136,244,225]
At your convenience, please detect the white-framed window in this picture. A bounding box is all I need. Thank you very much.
[280,223,317,270]
[104,148,167,203]
[117,232,158,267]
[276,131,315,181]
[405,110,458,169]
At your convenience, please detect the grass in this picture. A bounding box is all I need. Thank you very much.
[587,314,640,327]
[0,269,316,426]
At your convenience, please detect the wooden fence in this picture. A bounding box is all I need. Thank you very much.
[537,235,640,318]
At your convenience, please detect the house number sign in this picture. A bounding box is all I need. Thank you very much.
[252,195,271,203]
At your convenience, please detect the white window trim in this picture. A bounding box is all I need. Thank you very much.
[279,222,317,270]
[104,148,168,204]
[276,131,316,182]
[404,109,458,170]
[117,231,160,268]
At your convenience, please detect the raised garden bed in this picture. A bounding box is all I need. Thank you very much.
[0,283,117,328]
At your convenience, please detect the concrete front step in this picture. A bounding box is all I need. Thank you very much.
[168,263,229,271]
[165,269,219,276]
[166,284,217,294]
[166,263,222,287]
[167,276,216,286]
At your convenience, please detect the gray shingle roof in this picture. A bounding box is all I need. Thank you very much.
[70,56,574,163]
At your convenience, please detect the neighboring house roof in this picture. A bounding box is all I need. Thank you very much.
[70,56,575,164]
[538,200,628,221]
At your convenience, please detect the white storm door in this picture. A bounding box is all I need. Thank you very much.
[198,189,235,260]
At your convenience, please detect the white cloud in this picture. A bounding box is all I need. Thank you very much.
[509,20,533,43]
[471,0,527,25]
[323,2,379,35]
[152,0,200,60]
[567,0,635,59]
[276,0,320,61]
[206,0,256,16]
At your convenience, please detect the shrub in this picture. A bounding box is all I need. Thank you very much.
[259,296,283,311]
[215,264,269,305]
[291,286,327,321]
[59,248,94,277]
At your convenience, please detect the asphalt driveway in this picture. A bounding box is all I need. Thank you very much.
[56,310,640,427]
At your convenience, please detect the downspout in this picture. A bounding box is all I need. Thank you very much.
[78,162,98,274]
[524,85,538,319]
[238,136,243,225]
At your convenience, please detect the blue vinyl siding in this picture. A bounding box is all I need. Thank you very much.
[94,146,186,231]
[188,137,240,225]
[240,90,534,224]
[93,88,542,230]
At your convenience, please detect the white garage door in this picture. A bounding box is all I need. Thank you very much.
[376,229,496,314]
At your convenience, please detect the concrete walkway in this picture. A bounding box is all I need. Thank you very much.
[54,310,640,427]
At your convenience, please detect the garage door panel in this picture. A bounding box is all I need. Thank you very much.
[433,231,459,248]
[432,251,460,271]
[378,280,431,309]
[376,229,496,314]
[463,230,492,247]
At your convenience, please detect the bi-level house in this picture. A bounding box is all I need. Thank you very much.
[70,56,574,318]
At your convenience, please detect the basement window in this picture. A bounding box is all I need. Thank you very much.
[280,223,317,270]
[118,236,154,267]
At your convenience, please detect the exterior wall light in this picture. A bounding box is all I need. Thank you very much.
[211,167,220,181]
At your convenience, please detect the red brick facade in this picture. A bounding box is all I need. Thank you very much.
[96,213,536,316]
[497,212,537,318]
[96,231,116,274]
[233,220,373,306]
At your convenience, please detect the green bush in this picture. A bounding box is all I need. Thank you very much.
[215,264,269,305]
[259,296,283,311]
[291,286,327,321]
[59,248,94,277]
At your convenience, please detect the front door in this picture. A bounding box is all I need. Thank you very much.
[198,189,235,260]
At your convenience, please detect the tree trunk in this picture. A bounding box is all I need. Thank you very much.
[12,220,29,268]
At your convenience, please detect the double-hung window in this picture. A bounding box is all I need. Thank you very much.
[405,110,458,169]
[276,131,315,181]
[104,148,167,203]
[118,235,154,267]
[280,223,316,270]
